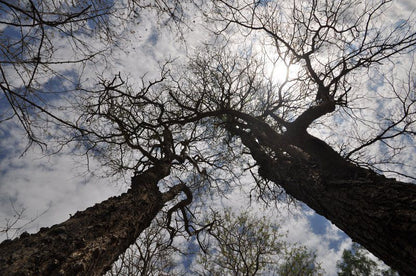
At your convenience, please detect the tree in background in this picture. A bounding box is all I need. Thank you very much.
[194,209,323,276]
[196,209,285,275]
[277,246,323,276]
[107,208,323,276]
[0,0,416,275]
[337,243,398,276]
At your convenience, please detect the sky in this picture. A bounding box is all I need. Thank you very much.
[1,1,416,275]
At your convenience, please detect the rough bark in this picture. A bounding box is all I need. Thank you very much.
[0,164,174,276]
[236,125,416,276]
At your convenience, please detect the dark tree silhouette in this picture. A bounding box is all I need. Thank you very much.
[1,0,416,275]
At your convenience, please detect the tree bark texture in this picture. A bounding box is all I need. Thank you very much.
[236,125,416,276]
[0,165,172,276]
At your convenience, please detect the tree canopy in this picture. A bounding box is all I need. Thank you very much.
[1,0,415,275]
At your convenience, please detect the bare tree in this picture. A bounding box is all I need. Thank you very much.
[0,62,231,274]
[107,208,324,276]
[1,0,416,275]
[198,0,416,274]
[194,208,323,276]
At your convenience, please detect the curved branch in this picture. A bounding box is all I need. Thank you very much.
[289,100,336,132]
[163,182,193,242]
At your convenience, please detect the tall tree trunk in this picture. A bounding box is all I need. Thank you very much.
[0,164,176,276]
[235,125,416,276]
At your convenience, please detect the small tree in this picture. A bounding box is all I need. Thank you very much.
[194,209,324,276]
[337,243,398,276]
[278,246,323,276]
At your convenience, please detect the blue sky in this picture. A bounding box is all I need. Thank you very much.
[1,1,416,275]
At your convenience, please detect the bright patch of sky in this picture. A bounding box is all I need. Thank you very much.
[0,120,125,238]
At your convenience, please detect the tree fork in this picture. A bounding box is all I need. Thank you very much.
[0,164,174,275]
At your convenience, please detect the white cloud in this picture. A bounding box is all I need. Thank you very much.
[0,121,125,239]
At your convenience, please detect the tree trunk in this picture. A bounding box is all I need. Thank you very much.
[0,164,175,276]
[236,126,416,276]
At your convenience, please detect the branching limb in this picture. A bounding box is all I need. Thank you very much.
[163,182,193,243]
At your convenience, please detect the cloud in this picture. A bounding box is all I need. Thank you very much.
[0,120,124,240]
[276,207,350,276]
